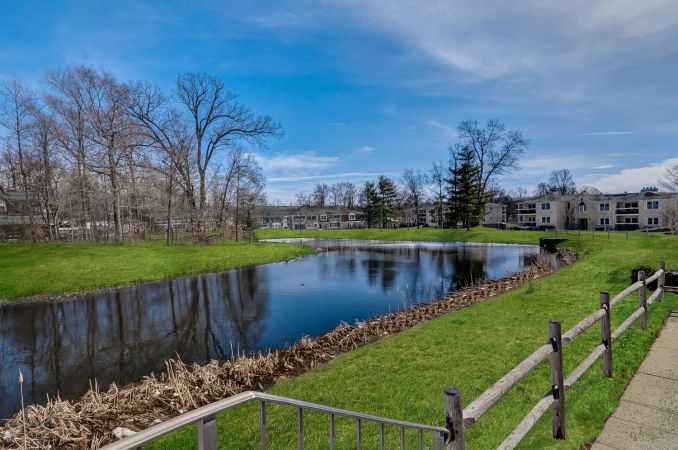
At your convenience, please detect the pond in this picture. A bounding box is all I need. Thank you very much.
[0,239,539,418]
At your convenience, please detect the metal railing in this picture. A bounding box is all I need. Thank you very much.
[444,261,668,449]
[102,391,450,450]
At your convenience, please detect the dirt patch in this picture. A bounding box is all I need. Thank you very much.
[0,250,575,449]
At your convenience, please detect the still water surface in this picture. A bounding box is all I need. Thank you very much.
[0,239,538,418]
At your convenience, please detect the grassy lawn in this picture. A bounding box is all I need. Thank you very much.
[0,240,312,300]
[148,228,677,449]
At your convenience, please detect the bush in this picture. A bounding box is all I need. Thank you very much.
[18,225,44,242]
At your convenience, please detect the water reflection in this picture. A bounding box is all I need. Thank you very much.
[0,239,537,418]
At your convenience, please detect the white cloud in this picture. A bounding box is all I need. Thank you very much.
[253,152,340,172]
[269,171,390,183]
[335,0,678,79]
[593,165,615,170]
[356,146,375,154]
[574,131,634,136]
[591,158,678,193]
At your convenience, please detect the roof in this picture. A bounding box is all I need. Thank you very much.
[255,206,362,216]
[523,191,678,202]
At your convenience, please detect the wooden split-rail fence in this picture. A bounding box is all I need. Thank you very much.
[104,262,671,450]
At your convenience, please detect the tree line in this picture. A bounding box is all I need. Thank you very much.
[0,67,278,242]
[292,119,529,229]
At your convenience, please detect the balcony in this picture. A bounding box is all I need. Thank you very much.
[615,208,639,214]
[517,208,537,214]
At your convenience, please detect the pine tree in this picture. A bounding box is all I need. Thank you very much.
[377,175,398,228]
[447,146,483,230]
[361,181,380,228]
[244,208,258,242]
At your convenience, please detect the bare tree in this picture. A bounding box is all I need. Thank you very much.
[456,119,528,199]
[126,80,197,218]
[548,169,577,195]
[579,185,601,195]
[29,106,60,239]
[428,160,445,227]
[659,164,678,193]
[45,66,95,233]
[0,75,36,226]
[662,203,678,233]
[73,69,138,242]
[295,191,311,207]
[401,168,426,227]
[311,183,330,207]
[175,73,279,227]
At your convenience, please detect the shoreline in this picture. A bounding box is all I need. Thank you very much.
[0,249,575,449]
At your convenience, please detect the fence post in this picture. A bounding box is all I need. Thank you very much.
[443,387,465,450]
[638,271,647,330]
[549,320,566,439]
[198,415,218,450]
[600,291,612,377]
[659,261,666,302]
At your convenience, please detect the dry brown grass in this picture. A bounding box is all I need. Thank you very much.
[1,251,572,449]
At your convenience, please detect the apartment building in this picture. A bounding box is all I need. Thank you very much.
[0,190,45,234]
[517,188,678,231]
[402,202,507,228]
[255,206,366,230]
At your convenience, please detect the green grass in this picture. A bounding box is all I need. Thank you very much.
[148,228,678,449]
[0,240,312,300]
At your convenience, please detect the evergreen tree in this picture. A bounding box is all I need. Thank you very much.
[361,181,380,228]
[244,208,258,242]
[377,175,398,228]
[447,145,483,230]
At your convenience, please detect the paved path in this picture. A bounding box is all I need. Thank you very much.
[592,310,678,450]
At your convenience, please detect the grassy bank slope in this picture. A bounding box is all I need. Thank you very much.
[153,228,677,449]
[257,225,545,244]
[0,240,312,300]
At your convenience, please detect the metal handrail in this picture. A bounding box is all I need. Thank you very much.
[102,391,450,450]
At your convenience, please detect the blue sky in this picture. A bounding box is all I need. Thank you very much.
[2,0,678,202]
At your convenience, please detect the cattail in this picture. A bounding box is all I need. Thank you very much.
[19,370,27,450]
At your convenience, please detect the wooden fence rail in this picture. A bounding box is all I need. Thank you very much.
[446,261,667,450]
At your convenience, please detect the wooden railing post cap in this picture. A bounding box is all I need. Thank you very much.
[659,260,665,269]
[638,270,646,280]
[444,387,461,397]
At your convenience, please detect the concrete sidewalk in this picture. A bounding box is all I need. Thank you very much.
[591,310,678,450]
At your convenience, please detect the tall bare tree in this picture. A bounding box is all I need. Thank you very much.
[428,160,446,227]
[175,73,279,227]
[45,66,95,233]
[0,75,36,226]
[401,168,426,227]
[456,119,528,202]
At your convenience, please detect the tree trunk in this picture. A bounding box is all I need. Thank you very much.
[166,169,173,246]
[108,141,123,243]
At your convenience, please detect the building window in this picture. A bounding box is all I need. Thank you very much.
[647,217,659,225]
[541,202,551,210]
[599,203,609,211]
[348,213,355,221]
[647,201,659,209]
[578,204,587,213]
[600,218,610,225]
[320,214,327,221]
[541,216,551,224]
